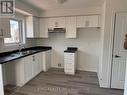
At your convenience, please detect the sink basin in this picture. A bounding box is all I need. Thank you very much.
[10,53,21,58]
[22,50,37,54]
[15,50,37,55]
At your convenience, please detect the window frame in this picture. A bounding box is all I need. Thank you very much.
[4,18,24,46]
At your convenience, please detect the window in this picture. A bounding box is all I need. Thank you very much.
[4,19,22,44]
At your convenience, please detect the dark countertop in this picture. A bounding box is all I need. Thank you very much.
[0,46,52,64]
[64,47,78,53]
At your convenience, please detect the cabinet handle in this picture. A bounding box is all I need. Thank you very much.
[33,56,35,61]
[115,55,121,58]
[0,29,3,36]
[85,21,89,26]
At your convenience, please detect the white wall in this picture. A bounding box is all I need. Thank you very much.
[37,28,101,72]
[100,0,127,88]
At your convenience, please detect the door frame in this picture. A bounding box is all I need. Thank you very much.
[109,12,116,88]
[105,11,116,88]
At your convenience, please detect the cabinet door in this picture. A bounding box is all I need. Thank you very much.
[66,17,77,38]
[33,17,39,37]
[0,18,10,38]
[24,56,33,83]
[86,15,99,27]
[46,50,51,70]
[5,58,27,87]
[26,16,34,38]
[14,59,25,86]
[39,18,48,38]
[57,17,66,28]
[77,16,86,28]
[26,16,39,38]
[32,54,37,76]
[77,15,100,28]
[48,17,66,29]
[39,52,43,72]
[33,53,42,76]
[42,50,51,72]
[36,53,42,73]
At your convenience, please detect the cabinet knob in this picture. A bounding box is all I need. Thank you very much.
[33,56,35,61]
[55,22,58,27]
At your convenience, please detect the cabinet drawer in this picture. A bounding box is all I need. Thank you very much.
[64,55,74,58]
[64,67,75,72]
[64,63,74,68]
[64,59,74,63]
[65,66,74,71]
[64,53,75,56]
[64,57,74,60]
[64,68,74,71]
[65,62,74,65]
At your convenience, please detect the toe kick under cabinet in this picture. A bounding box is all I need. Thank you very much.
[4,51,51,87]
[64,52,77,75]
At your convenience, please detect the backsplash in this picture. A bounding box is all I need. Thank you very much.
[0,39,37,53]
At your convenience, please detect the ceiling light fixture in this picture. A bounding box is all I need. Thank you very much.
[56,0,67,4]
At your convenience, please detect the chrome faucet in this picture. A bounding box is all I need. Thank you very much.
[19,43,25,52]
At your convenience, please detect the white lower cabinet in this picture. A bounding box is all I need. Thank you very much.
[33,54,40,76]
[64,52,77,75]
[9,56,33,87]
[24,56,33,84]
[42,50,51,72]
[5,58,26,87]
[5,51,51,87]
[38,53,43,73]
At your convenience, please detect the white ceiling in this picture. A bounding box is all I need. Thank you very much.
[21,0,103,10]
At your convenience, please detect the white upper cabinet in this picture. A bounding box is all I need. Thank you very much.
[48,17,66,29]
[77,16,87,28]
[77,15,100,28]
[0,18,11,38]
[66,17,77,38]
[26,15,100,39]
[26,16,39,38]
[39,18,48,38]
[86,15,100,27]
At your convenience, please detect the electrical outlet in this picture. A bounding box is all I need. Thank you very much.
[58,64,61,67]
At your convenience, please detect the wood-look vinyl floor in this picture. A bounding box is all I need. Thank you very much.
[4,68,124,95]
